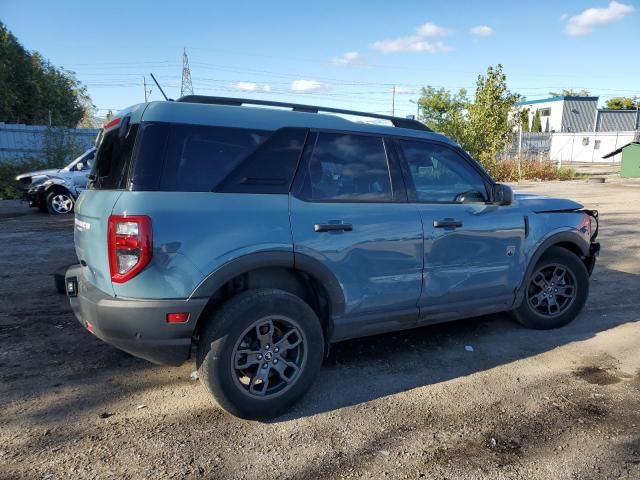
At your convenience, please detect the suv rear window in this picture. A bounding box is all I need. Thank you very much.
[131,124,308,193]
[90,121,139,190]
[160,125,270,192]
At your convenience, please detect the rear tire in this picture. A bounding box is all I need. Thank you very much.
[196,289,324,420]
[513,246,589,329]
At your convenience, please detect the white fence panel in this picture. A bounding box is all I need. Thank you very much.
[549,131,637,164]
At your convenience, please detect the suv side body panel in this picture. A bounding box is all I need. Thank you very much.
[417,202,525,322]
[110,192,292,299]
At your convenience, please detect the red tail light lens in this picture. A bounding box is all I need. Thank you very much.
[108,215,152,283]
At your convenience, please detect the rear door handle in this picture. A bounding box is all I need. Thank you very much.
[433,219,463,228]
[314,223,353,232]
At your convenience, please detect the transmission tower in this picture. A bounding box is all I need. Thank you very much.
[181,48,194,96]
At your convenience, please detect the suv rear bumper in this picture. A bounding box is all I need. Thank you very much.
[66,265,208,366]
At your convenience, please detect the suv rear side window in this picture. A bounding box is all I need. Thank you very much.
[399,140,487,203]
[301,133,392,202]
[90,122,138,190]
[160,125,270,192]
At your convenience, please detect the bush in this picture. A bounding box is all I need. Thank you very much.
[0,159,48,200]
[487,158,580,183]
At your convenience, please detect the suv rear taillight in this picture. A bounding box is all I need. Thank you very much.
[108,215,152,283]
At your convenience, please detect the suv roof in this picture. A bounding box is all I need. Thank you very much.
[137,96,455,145]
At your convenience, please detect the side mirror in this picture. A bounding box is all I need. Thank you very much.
[76,162,84,171]
[493,183,513,206]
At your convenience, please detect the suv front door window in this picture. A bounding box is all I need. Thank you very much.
[400,139,487,203]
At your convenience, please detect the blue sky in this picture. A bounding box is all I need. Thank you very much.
[2,0,638,118]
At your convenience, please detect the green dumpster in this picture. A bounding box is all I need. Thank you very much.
[620,143,640,178]
[603,142,640,177]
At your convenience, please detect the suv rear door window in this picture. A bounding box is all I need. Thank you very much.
[399,140,487,203]
[301,133,392,202]
[160,125,269,192]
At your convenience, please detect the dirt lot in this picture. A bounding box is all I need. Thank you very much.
[1,179,639,480]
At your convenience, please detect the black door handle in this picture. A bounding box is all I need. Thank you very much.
[433,219,463,228]
[314,223,353,232]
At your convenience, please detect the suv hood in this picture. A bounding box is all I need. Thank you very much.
[515,192,583,213]
[16,168,62,182]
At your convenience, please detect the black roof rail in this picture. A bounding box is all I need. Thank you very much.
[176,95,431,132]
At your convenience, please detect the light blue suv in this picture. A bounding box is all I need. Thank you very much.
[66,96,600,419]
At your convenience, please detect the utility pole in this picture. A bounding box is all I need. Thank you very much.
[409,99,420,121]
[391,85,396,116]
[143,76,150,102]
[181,48,194,97]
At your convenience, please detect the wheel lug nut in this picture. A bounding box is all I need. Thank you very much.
[273,359,278,364]
[257,354,263,360]
[265,345,270,350]
[262,363,268,369]
[274,347,279,353]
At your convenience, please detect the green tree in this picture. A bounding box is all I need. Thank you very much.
[0,21,91,127]
[549,88,590,98]
[465,64,521,168]
[532,110,542,132]
[417,86,469,145]
[418,65,521,174]
[519,108,530,132]
[605,97,638,110]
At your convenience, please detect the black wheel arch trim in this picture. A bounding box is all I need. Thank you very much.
[44,180,74,198]
[514,230,590,307]
[189,251,346,318]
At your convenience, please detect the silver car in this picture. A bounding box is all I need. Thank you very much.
[16,147,95,214]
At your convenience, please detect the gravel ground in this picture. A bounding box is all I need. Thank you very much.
[1,179,639,480]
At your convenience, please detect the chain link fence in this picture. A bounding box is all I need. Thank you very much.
[0,123,99,166]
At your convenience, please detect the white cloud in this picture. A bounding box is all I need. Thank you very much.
[470,25,494,37]
[231,82,272,93]
[290,79,327,93]
[370,21,453,54]
[416,22,452,37]
[371,37,452,54]
[564,1,634,36]
[331,51,363,66]
[395,86,417,95]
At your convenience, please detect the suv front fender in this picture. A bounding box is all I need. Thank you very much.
[514,230,591,307]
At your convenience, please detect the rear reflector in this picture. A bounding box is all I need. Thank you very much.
[166,312,189,324]
[103,116,122,130]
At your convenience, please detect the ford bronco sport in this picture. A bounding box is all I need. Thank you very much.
[66,96,599,419]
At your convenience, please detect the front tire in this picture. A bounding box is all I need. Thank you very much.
[196,289,324,420]
[46,190,74,215]
[513,246,589,329]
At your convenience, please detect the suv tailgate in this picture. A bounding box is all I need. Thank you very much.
[74,191,122,295]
